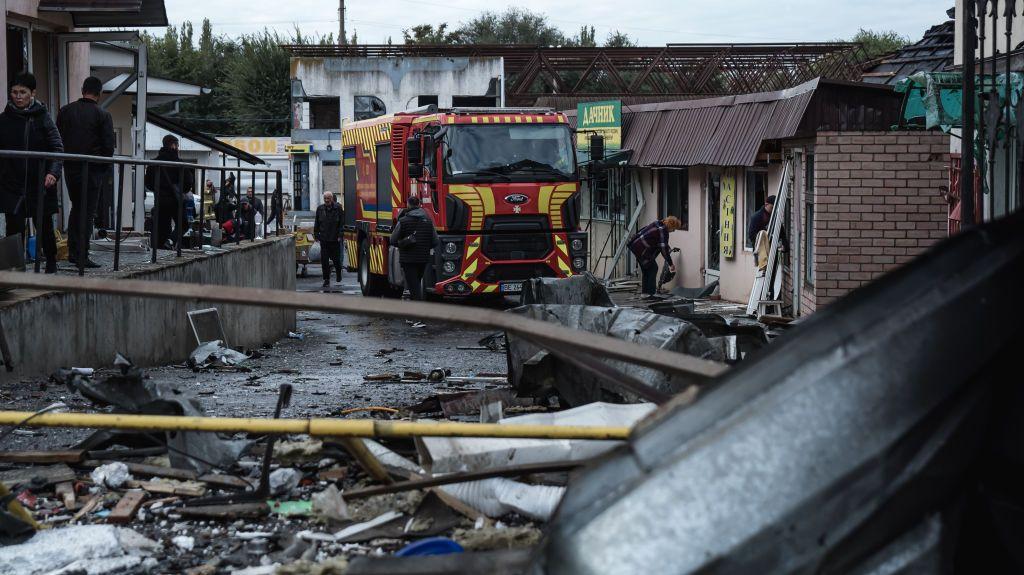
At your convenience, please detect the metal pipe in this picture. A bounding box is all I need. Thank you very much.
[251,169,257,243]
[114,163,125,271]
[0,150,278,174]
[1004,0,1015,217]
[151,166,160,262]
[963,0,978,228]
[978,0,988,200]
[78,161,89,276]
[198,167,206,251]
[263,172,269,238]
[276,171,283,235]
[34,161,45,274]
[988,1,998,210]
[177,168,184,257]
[0,410,632,440]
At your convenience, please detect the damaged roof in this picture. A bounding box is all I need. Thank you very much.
[566,78,900,168]
[861,20,955,86]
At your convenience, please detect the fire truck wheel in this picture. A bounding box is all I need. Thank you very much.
[358,238,391,297]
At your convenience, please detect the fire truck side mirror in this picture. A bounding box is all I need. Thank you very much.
[406,136,424,179]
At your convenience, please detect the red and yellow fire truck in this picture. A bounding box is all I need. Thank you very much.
[341,107,587,297]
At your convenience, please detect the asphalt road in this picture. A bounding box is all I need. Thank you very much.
[1,264,511,451]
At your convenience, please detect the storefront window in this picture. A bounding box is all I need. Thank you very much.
[659,169,688,229]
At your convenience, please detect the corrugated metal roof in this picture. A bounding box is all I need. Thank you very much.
[861,21,954,86]
[564,78,899,167]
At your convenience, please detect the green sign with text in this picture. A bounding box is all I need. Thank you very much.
[576,100,622,152]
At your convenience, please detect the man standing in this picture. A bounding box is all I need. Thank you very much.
[747,195,776,246]
[57,76,114,268]
[0,72,64,273]
[144,135,193,249]
[628,216,680,299]
[245,186,265,218]
[314,191,343,289]
[390,196,439,301]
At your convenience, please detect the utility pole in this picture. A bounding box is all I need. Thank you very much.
[339,0,346,45]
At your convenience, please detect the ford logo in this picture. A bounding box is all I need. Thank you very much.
[504,194,529,205]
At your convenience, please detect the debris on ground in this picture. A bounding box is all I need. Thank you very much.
[188,340,250,370]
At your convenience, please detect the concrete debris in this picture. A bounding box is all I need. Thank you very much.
[172,534,195,551]
[453,524,543,551]
[89,462,132,489]
[0,525,160,575]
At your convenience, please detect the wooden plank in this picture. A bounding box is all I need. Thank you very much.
[70,496,101,523]
[177,502,269,520]
[126,480,206,497]
[56,481,75,510]
[0,464,76,488]
[124,463,248,490]
[0,272,727,388]
[107,490,146,524]
[0,450,84,464]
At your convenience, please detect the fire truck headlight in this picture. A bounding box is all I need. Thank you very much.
[571,238,584,252]
[444,242,458,255]
[443,261,456,274]
[572,257,586,271]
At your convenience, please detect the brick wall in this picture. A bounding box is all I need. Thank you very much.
[810,131,950,309]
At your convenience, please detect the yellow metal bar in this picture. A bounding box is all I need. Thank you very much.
[0,411,632,441]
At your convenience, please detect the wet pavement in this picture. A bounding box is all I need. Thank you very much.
[1,264,510,452]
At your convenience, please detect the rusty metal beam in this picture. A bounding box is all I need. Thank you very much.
[0,272,726,387]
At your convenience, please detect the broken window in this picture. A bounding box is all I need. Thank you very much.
[660,169,689,230]
[417,95,438,107]
[354,95,386,121]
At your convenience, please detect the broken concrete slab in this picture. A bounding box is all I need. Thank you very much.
[0,525,160,575]
[521,272,615,307]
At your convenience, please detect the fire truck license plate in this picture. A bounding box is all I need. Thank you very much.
[500,281,523,294]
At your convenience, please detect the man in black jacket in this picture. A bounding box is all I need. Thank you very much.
[314,191,343,289]
[390,196,439,301]
[0,72,63,273]
[144,135,194,249]
[58,76,115,268]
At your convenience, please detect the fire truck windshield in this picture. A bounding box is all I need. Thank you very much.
[444,124,576,182]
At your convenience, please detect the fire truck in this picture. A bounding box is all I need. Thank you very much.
[341,107,587,298]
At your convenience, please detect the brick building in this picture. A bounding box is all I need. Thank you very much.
[806,132,950,312]
[569,79,951,316]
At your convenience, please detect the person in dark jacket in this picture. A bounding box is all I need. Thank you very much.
[628,215,680,298]
[214,187,236,225]
[245,187,264,218]
[266,188,284,229]
[144,135,194,249]
[236,197,257,240]
[314,191,343,289]
[57,76,114,268]
[0,72,63,273]
[746,195,787,265]
[390,196,439,301]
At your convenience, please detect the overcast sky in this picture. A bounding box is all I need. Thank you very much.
[154,0,950,45]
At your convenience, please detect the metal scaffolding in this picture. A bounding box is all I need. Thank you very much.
[282,43,868,105]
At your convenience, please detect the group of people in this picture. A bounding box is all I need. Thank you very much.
[313,192,438,299]
[211,176,282,244]
[0,73,114,272]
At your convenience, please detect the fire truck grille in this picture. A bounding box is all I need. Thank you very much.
[478,263,558,283]
[481,216,552,261]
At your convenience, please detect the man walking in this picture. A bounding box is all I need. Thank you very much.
[390,196,438,301]
[314,191,343,289]
[144,135,193,249]
[57,76,114,268]
[628,215,680,299]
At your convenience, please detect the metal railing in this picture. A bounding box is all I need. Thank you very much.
[0,149,284,275]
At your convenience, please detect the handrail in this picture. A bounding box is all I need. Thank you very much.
[0,149,284,273]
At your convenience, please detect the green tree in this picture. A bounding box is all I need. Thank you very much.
[566,25,597,48]
[402,23,457,44]
[454,8,566,45]
[849,28,910,59]
[604,30,635,48]
[222,30,292,136]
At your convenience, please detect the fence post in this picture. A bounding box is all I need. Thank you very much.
[177,168,185,258]
[276,171,283,236]
[263,172,269,239]
[34,160,45,274]
[152,166,160,263]
[199,168,206,250]
[251,170,257,243]
[114,163,125,271]
[77,161,89,276]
